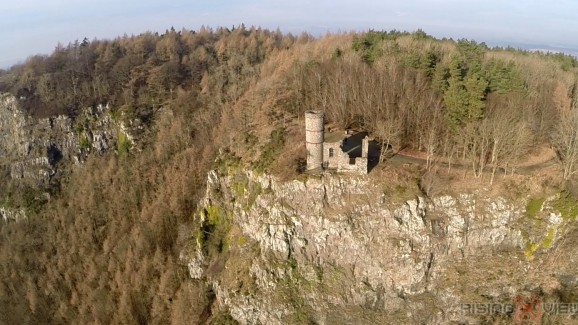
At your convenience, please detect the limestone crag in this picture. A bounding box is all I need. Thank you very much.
[0,94,28,158]
[184,168,570,324]
[0,207,27,223]
[0,93,132,185]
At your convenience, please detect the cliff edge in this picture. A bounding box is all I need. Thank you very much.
[182,161,578,324]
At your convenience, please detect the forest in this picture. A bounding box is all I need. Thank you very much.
[1,26,578,323]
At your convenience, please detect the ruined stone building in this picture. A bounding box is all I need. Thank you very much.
[305,110,368,174]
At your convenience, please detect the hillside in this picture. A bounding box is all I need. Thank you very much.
[1,27,578,324]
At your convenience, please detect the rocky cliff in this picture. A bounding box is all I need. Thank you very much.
[0,93,137,220]
[182,165,578,324]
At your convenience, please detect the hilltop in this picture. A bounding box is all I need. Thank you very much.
[2,27,578,324]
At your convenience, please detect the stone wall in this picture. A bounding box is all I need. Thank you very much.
[323,141,345,169]
[322,137,368,174]
[337,156,367,174]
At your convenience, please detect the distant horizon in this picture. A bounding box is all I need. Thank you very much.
[2,1,578,69]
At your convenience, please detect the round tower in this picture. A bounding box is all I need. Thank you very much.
[305,110,324,170]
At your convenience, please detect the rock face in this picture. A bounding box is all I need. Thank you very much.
[0,93,128,185]
[184,168,572,324]
[0,93,143,222]
[0,207,27,223]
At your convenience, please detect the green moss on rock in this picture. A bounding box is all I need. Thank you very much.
[525,198,545,219]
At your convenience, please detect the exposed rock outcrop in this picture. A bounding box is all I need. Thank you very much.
[0,93,146,221]
[183,168,572,324]
[0,207,27,223]
[0,93,134,185]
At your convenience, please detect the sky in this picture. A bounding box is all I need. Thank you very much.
[1,0,577,68]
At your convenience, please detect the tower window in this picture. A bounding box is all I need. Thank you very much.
[329,148,334,158]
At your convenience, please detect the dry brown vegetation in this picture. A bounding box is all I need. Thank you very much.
[0,25,296,324]
[0,93,225,324]
[1,27,578,324]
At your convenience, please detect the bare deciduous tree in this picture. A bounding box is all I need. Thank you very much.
[374,117,402,162]
[485,95,533,183]
[553,106,578,180]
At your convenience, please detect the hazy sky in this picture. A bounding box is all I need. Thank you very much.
[1,0,576,68]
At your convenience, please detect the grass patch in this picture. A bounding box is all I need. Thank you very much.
[553,191,578,220]
[117,130,132,155]
[79,133,92,151]
[525,198,545,218]
[199,205,232,255]
[543,228,555,249]
[524,242,540,260]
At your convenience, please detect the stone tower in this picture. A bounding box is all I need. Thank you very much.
[305,111,324,170]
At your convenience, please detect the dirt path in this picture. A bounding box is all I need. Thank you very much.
[381,147,559,175]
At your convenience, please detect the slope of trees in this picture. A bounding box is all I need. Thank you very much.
[0,25,298,324]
